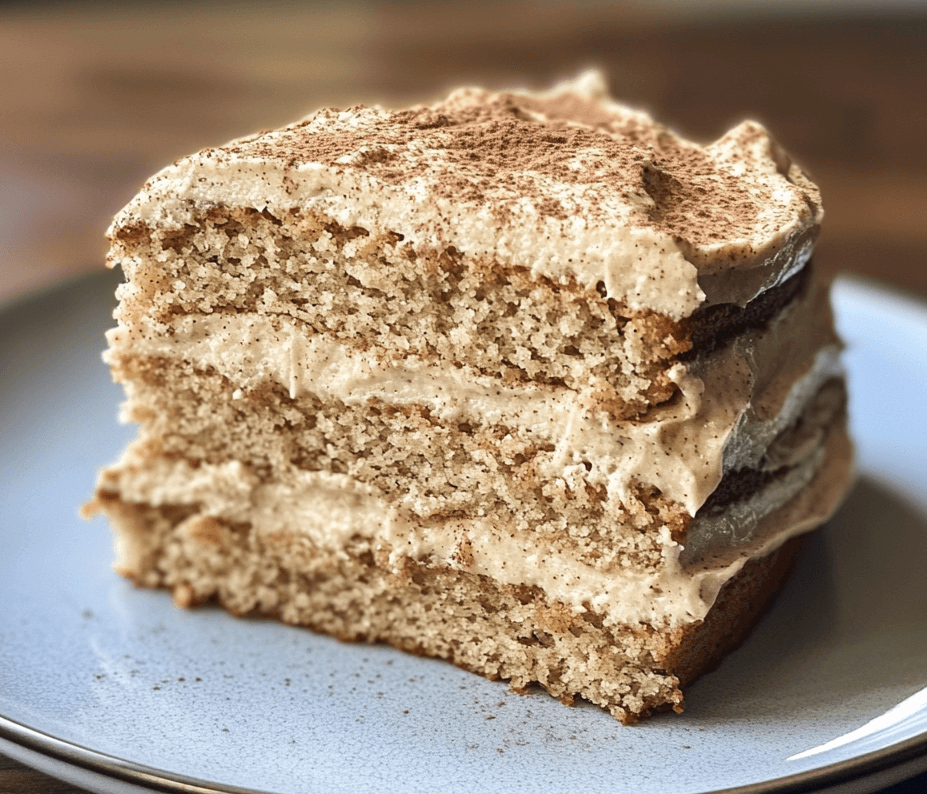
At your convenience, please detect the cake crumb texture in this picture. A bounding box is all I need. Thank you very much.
[87,71,853,722]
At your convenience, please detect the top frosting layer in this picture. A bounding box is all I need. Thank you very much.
[113,70,822,319]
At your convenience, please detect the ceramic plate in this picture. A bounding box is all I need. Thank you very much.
[2,271,927,794]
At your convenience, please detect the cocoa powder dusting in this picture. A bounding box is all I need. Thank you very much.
[223,85,813,247]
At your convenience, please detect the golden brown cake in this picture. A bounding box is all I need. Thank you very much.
[84,71,853,723]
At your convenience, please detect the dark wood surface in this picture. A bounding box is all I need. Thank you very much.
[2,3,926,792]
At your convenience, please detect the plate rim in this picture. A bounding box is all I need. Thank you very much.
[3,663,927,794]
[3,270,927,794]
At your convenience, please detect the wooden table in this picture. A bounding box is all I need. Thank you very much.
[2,3,925,792]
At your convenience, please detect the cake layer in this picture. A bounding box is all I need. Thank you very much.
[111,206,687,421]
[110,207,814,419]
[86,487,808,723]
[111,71,821,318]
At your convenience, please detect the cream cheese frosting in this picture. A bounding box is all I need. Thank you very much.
[109,70,822,318]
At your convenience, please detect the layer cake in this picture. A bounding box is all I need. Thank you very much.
[84,71,853,722]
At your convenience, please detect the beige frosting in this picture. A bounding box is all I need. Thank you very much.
[110,70,822,318]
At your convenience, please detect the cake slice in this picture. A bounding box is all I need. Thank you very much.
[84,71,853,723]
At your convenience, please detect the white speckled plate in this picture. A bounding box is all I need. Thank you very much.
[2,271,927,794]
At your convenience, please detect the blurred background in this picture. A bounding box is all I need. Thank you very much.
[1,1,926,792]
[1,0,926,305]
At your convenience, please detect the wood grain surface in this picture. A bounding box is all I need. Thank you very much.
[1,2,925,792]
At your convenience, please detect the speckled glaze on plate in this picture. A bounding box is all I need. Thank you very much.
[1,271,926,794]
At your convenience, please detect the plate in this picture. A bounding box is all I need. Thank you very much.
[2,271,927,794]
